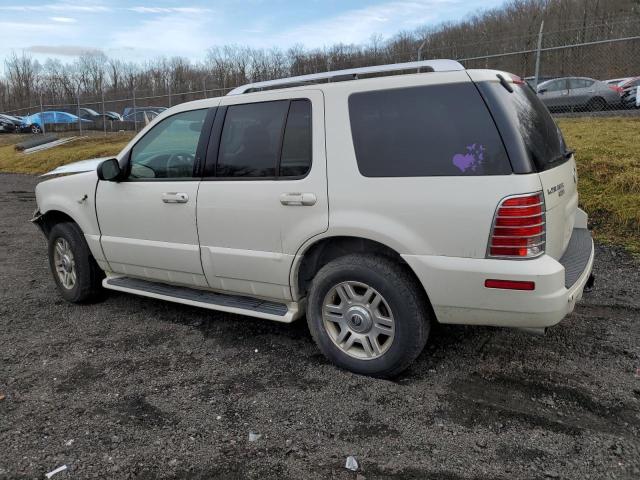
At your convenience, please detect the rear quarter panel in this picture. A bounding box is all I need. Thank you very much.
[322,72,544,258]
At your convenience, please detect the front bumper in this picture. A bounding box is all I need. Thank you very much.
[403,227,594,329]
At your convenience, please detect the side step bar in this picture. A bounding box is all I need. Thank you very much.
[103,276,301,323]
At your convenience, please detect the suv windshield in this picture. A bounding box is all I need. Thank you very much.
[476,80,570,172]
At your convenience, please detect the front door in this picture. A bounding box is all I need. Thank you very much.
[197,90,327,300]
[96,108,214,287]
[539,79,569,110]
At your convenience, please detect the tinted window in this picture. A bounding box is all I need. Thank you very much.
[348,84,511,177]
[541,80,566,92]
[217,101,289,177]
[476,81,568,172]
[569,78,593,89]
[280,100,312,177]
[129,109,206,179]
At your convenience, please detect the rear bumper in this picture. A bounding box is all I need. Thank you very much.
[403,227,594,329]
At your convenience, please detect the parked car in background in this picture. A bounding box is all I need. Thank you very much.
[0,113,22,133]
[537,77,622,111]
[122,107,165,118]
[22,111,92,133]
[605,77,632,87]
[524,75,557,88]
[104,111,123,121]
[122,110,158,125]
[619,77,640,108]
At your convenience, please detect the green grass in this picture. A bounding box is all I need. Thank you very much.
[557,117,640,254]
[0,133,134,175]
[0,117,638,252]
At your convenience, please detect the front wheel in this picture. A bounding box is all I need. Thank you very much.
[48,222,104,303]
[307,254,430,378]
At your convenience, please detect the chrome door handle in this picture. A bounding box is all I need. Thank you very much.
[161,192,189,204]
[280,192,316,206]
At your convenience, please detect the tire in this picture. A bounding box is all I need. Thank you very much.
[306,254,430,378]
[48,222,104,303]
[587,97,606,112]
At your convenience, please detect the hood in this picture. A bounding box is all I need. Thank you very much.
[41,157,110,177]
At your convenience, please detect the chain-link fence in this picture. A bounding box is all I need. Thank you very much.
[2,30,639,137]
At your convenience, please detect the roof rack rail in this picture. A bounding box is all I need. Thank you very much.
[227,59,464,95]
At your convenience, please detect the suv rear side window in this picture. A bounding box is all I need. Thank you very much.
[348,84,511,177]
[475,81,569,172]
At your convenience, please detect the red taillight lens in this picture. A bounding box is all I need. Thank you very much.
[609,85,623,95]
[488,192,545,258]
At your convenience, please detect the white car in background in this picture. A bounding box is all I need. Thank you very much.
[33,60,594,377]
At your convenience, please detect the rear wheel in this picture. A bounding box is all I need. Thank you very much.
[587,97,606,112]
[307,254,430,378]
[48,222,104,303]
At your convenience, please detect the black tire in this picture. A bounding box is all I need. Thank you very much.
[306,254,431,378]
[587,97,606,112]
[48,222,104,303]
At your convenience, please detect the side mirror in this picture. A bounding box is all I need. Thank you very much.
[538,88,547,94]
[97,158,123,181]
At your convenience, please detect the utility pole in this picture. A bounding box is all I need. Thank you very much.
[534,21,545,89]
[132,87,138,133]
[39,94,46,135]
[417,38,427,61]
[101,89,107,137]
[77,90,82,136]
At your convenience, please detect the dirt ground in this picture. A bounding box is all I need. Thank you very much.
[1,173,639,480]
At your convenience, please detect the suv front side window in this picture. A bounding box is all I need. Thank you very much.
[129,109,207,180]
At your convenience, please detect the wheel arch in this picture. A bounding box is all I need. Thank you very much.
[33,209,77,237]
[291,235,433,311]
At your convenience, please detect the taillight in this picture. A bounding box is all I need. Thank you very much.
[487,192,545,258]
[609,85,624,95]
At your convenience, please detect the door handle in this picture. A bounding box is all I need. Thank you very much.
[161,192,189,204]
[280,192,316,206]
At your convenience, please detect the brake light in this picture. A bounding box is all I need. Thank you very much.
[488,192,545,258]
[609,85,624,95]
[510,74,526,85]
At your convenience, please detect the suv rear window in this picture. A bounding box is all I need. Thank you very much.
[348,83,511,177]
[476,80,569,172]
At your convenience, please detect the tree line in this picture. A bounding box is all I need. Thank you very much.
[1,0,639,113]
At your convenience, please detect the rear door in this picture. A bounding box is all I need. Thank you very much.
[538,79,569,109]
[196,90,327,301]
[567,78,594,107]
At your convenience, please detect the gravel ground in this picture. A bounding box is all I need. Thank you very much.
[1,173,639,480]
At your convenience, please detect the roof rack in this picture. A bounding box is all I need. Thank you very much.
[227,59,464,95]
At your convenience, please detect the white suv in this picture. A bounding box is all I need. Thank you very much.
[33,60,595,377]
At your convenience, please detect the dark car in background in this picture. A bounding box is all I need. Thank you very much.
[122,109,158,125]
[619,77,640,108]
[537,77,622,111]
[0,113,22,133]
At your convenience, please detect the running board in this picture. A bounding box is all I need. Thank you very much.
[103,276,300,323]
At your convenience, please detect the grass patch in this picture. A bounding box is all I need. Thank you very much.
[557,117,640,254]
[0,134,133,175]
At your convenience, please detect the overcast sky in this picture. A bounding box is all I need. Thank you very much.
[0,0,506,65]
